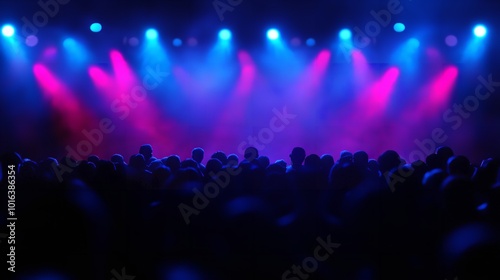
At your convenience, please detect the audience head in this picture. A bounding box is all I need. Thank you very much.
[244,147,259,161]
[480,158,493,168]
[304,154,321,170]
[436,146,454,169]
[377,150,401,173]
[320,154,334,171]
[129,154,146,170]
[257,156,270,169]
[368,159,380,174]
[111,154,125,165]
[152,166,171,189]
[76,160,96,180]
[191,147,204,164]
[426,153,440,170]
[266,163,286,175]
[423,168,447,191]
[227,154,239,167]
[147,159,164,172]
[87,155,99,166]
[275,159,287,169]
[181,158,199,171]
[448,155,471,176]
[205,158,223,176]
[211,151,228,166]
[290,147,306,166]
[353,151,369,168]
[139,144,153,162]
[339,150,353,164]
[41,157,59,169]
[437,145,454,159]
[164,155,181,173]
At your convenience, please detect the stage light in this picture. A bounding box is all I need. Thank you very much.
[394,23,405,32]
[339,29,352,40]
[219,29,232,40]
[408,38,420,48]
[145,28,158,40]
[267,28,280,40]
[291,37,301,46]
[473,25,487,37]
[62,38,88,66]
[445,35,457,47]
[306,38,316,46]
[129,37,139,46]
[26,35,38,47]
[173,38,182,47]
[90,23,102,32]
[464,26,487,62]
[2,24,15,37]
[63,38,76,48]
[390,37,420,70]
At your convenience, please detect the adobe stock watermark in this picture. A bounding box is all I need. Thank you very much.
[282,234,341,280]
[178,106,297,225]
[385,74,500,191]
[52,63,170,182]
[17,0,71,40]
[110,267,135,280]
[341,0,404,62]
[213,0,243,21]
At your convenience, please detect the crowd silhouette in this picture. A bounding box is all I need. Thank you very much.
[1,145,500,280]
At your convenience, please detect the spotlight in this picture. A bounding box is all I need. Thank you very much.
[473,24,487,37]
[290,37,301,46]
[339,29,352,40]
[63,38,76,48]
[445,35,457,47]
[173,38,182,47]
[306,38,316,47]
[267,28,280,40]
[219,29,232,40]
[26,35,38,47]
[90,23,102,33]
[145,28,158,40]
[394,23,405,32]
[1,24,15,37]
[408,38,420,48]
[122,36,140,46]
